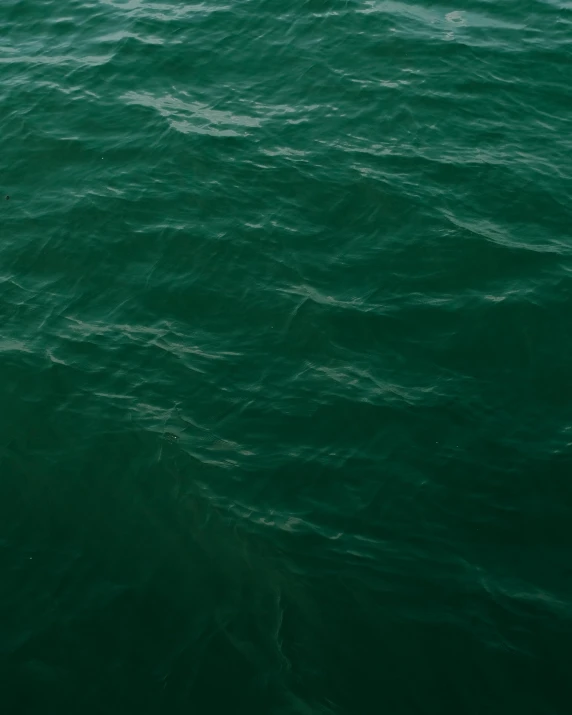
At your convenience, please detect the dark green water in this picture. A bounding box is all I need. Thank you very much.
[2,0,572,712]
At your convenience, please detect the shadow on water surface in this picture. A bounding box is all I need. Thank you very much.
[0,431,339,714]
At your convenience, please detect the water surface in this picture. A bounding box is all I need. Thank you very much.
[1,1,572,713]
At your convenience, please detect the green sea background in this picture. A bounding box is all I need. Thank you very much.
[1,0,572,713]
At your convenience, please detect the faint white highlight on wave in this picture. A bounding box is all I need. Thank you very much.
[122,90,262,137]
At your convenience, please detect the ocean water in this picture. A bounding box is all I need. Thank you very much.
[1,0,572,713]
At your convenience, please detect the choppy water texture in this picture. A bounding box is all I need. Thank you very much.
[2,0,572,713]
